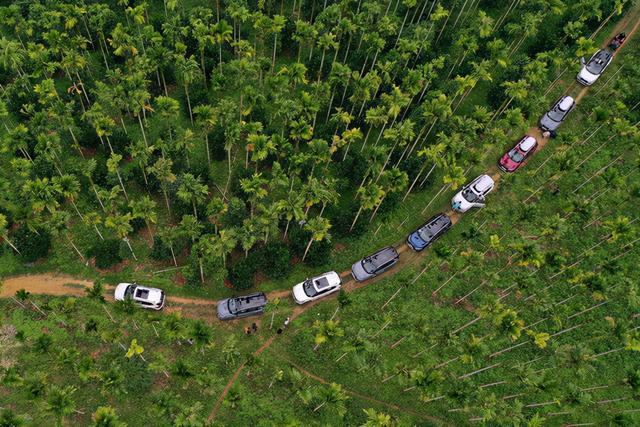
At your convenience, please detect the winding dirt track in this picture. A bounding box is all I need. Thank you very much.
[2,7,640,424]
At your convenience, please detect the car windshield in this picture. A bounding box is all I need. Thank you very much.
[546,105,567,122]
[586,51,609,74]
[462,187,481,203]
[124,285,135,298]
[418,226,434,242]
[303,279,318,297]
[227,298,238,313]
[361,256,380,274]
[508,148,525,163]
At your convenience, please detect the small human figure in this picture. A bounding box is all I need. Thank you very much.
[244,326,251,335]
[542,130,551,139]
[283,317,291,328]
[251,322,258,332]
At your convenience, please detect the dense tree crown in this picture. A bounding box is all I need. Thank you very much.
[1,0,640,425]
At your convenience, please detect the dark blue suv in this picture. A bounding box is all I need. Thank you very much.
[407,213,452,251]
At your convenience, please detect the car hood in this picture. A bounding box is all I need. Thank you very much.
[144,289,164,304]
[291,283,309,304]
[451,192,472,212]
[578,67,598,84]
[539,114,560,131]
[351,261,371,281]
[407,231,427,250]
[499,154,518,171]
[216,299,232,318]
[114,283,131,300]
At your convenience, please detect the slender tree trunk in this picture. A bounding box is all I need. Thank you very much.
[185,84,193,125]
[124,238,137,260]
[349,206,364,231]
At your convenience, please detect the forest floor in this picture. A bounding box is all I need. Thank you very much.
[2,7,640,422]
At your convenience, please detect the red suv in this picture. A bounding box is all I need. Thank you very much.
[498,135,538,172]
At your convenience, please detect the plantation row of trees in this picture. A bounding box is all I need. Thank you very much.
[0,0,629,288]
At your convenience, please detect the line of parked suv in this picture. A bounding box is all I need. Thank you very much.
[115,39,622,319]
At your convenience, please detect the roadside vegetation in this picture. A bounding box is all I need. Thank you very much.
[1,0,639,425]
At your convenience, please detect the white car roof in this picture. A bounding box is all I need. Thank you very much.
[558,96,574,111]
[313,271,340,291]
[472,174,494,192]
[520,136,536,151]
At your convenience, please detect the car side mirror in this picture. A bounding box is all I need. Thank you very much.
[580,57,586,66]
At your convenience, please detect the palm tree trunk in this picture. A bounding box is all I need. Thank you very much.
[3,236,21,254]
[349,206,364,231]
[124,238,137,260]
[369,195,386,222]
[170,244,178,266]
[185,84,194,125]
[205,133,211,166]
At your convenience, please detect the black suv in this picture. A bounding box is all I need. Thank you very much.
[406,213,452,251]
[217,292,268,320]
[351,246,400,282]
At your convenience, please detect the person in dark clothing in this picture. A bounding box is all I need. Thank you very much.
[251,323,258,332]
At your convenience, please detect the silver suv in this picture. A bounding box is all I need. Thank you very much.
[351,246,399,282]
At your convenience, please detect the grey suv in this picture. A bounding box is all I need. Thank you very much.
[351,246,400,282]
[217,292,267,320]
[539,95,575,132]
[407,213,452,251]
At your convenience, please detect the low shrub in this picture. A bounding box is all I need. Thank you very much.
[88,239,122,269]
[150,236,172,261]
[14,227,51,262]
[254,242,292,279]
[302,238,333,267]
[228,258,255,290]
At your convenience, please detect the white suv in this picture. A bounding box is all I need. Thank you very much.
[451,174,495,213]
[114,283,165,310]
[292,271,341,304]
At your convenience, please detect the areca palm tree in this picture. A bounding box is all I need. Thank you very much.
[271,15,286,71]
[148,158,176,214]
[316,32,338,82]
[106,153,129,201]
[129,196,157,241]
[211,228,237,267]
[302,216,331,262]
[193,104,217,167]
[105,213,136,260]
[154,95,180,143]
[47,211,85,263]
[180,214,203,244]
[191,18,214,87]
[53,174,83,221]
[158,225,180,266]
[369,168,408,222]
[127,139,155,188]
[212,20,233,75]
[175,55,201,124]
[240,173,268,218]
[350,183,385,231]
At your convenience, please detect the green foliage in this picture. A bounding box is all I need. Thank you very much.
[228,258,254,290]
[150,236,172,261]
[253,242,292,279]
[13,227,51,262]
[88,239,123,269]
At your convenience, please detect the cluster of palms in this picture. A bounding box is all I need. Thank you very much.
[0,0,627,291]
